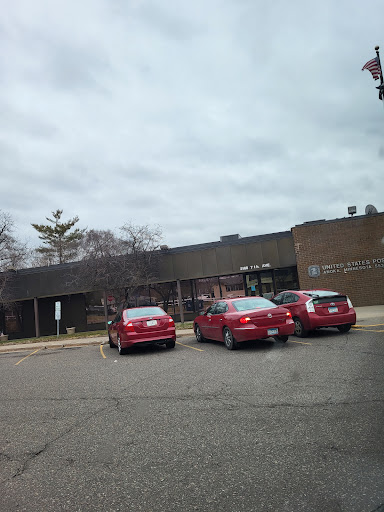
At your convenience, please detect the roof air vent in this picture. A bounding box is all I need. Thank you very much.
[220,234,241,243]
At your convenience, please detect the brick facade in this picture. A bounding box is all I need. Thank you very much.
[292,213,384,307]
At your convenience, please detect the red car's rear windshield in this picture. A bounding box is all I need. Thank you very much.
[232,298,277,312]
[124,307,167,319]
[303,290,340,298]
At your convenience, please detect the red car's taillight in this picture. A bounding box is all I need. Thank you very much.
[168,317,174,325]
[286,311,292,318]
[239,316,251,324]
[124,322,135,332]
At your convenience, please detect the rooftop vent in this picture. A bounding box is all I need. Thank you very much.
[220,234,241,243]
[160,245,169,250]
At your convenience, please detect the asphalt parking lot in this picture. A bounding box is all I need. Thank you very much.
[0,321,383,512]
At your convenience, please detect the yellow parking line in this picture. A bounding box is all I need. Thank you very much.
[289,340,312,345]
[100,344,106,359]
[353,324,384,328]
[176,341,204,352]
[15,348,43,366]
[352,328,384,333]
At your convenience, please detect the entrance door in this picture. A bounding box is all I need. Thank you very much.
[259,271,274,299]
[246,271,275,299]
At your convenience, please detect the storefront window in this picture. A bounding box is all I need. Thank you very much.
[124,286,157,308]
[85,290,122,328]
[218,275,245,298]
[3,303,23,334]
[178,280,197,316]
[245,267,298,298]
[149,282,176,313]
[246,270,274,298]
[194,277,218,313]
[274,267,299,293]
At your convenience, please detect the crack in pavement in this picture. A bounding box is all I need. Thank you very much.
[6,397,120,481]
[0,451,13,462]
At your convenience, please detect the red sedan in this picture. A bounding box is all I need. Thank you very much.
[108,306,176,355]
[270,289,356,337]
[194,297,294,350]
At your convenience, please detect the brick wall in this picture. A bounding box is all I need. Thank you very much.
[291,213,384,307]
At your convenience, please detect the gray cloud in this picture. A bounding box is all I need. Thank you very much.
[0,0,383,251]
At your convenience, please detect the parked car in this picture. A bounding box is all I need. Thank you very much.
[270,289,356,337]
[193,296,294,350]
[108,306,176,355]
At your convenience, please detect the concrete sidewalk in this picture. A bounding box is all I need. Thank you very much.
[0,330,194,354]
[1,305,382,354]
[354,305,384,321]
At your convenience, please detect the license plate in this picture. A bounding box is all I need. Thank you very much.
[328,307,338,313]
[147,320,157,326]
[268,328,278,335]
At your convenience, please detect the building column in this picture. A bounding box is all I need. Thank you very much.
[33,297,40,338]
[176,279,184,324]
[243,273,248,296]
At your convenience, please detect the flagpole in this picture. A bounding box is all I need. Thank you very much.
[375,46,383,83]
[375,46,384,108]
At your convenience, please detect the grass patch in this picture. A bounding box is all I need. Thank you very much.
[0,330,108,346]
[0,323,195,346]
[175,321,194,330]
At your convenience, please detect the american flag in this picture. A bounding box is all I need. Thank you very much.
[362,56,382,80]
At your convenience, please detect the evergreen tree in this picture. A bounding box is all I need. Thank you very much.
[31,209,85,264]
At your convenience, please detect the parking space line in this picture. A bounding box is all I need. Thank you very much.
[100,344,106,358]
[353,324,384,328]
[15,348,43,366]
[289,340,312,345]
[352,328,384,333]
[176,341,204,351]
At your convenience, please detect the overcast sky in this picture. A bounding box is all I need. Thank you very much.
[1,0,383,250]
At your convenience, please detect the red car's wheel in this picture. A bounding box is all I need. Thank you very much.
[223,327,238,350]
[195,324,206,343]
[337,324,352,333]
[274,335,288,343]
[166,339,176,349]
[294,318,308,338]
[117,334,126,355]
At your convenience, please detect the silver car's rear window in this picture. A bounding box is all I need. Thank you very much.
[232,298,277,312]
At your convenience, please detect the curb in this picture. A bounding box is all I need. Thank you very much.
[0,331,195,354]
[0,340,106,353]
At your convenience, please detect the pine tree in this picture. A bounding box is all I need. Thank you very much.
[31,209,85,264]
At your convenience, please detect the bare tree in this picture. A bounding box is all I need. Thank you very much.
[0,211,27,271]
[0,210,29,333]
[119,223,163,300]
[78,229,124,260]
[65,224,163,308]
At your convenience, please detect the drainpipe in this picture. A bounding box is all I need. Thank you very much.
[34,297,40,338]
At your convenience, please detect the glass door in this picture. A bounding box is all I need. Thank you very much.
[259,271,274,299]
[245,270,275,298]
